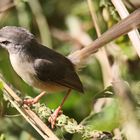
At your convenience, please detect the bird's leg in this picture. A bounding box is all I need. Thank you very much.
[48,89,71,128]
[23,91,46,106]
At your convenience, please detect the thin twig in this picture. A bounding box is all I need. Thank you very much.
[51,28,73,42]
[111,0,140,58]
[0,76,59,140]
[87,0,101,37]
[68,8,140,66]
[28,0,52,47]
[87,0,112,87]
[124,0,137,9]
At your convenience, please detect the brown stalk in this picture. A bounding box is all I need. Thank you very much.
[0,76,59,140]
[69,8,140,65]
[87,0,112,87]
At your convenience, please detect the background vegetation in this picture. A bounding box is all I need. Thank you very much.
[0,0,140,139]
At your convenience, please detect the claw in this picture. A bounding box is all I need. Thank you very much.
[48,106,62,128]
[23,98,38,106]
[21,91,46,106]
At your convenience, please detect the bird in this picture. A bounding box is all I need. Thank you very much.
[0,26,84,128]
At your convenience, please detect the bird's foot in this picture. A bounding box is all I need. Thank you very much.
[48,106,63,128]
[23,97,39,106]
[22,91,46,106]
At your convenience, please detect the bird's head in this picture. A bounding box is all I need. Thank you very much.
[0,26,35,52]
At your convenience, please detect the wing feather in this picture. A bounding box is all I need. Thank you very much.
[34,57,83,93]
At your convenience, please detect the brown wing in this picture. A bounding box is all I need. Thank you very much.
[34,58,84,93]
[25,41,84,92]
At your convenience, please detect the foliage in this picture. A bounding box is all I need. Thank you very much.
[33,103,112,139]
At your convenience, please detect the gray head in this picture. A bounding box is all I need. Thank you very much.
[0,26,35,52]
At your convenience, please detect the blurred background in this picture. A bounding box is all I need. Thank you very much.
[0,0,140,139]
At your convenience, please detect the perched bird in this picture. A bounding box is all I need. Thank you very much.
[0,8,140,129]
[0,26,84,128]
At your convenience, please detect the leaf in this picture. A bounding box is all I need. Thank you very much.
[94,85,114,99]
[81,101,120,131]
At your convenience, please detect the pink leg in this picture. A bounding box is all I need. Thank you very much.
[48,89,71,128]
[23,91,46,106]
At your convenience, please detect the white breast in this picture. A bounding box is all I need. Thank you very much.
[9,53,67,92]
[9,53,36,86]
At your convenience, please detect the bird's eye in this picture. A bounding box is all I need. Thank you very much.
[1,41,10,45]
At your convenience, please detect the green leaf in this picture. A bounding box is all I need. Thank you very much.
[81,101,120,131]
[94,85,114,99]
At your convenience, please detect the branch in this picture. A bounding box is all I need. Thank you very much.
[87,0,112,87]
[0,76,59,140]
[111,0,140,57]
[28,0,52,47]
[68,8,140,65]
